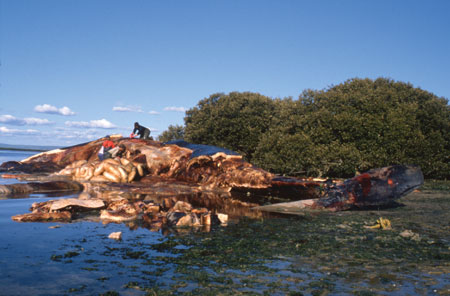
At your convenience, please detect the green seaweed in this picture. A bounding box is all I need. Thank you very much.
[46,189,449,295]
[64,251,80,258]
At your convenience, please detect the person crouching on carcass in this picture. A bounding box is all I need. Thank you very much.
[105,144,126,160]
[98,137,126,160]
[130,122,150,139]
[98,136,115,160]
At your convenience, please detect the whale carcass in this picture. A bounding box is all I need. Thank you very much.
[1,136,423,217]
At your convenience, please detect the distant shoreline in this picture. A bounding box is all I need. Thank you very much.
[0,147,48,152]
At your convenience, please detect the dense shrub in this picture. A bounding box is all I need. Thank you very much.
[158,124,185,142]
[178,78,449,179]
[184,92,276,161]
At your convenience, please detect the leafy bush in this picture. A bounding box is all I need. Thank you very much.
[181,78,449,179]
[158,124,185,142]
[184,92,276,161]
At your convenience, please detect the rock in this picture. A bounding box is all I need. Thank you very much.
[100,209,138,222]
[399,230,414,238]
[30,200,53,213]
[191,213,201,226]
[336,224,352,230]
[216,213,228,224]
[166,211,186,225]
[108,231,122,240]
[170,201,192,212]
[144,204,160,213]
[174,213,200,227]
[49,198,105,212]
[201,213,211,225]
[399,229,421,241]
[100,199,140,221]
[163,197,175,210]
[12,211,72,222]
[192,208,208,215]
[176,214,193,227]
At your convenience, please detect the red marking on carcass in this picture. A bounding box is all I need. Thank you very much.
[387,178,394,187]
[354,173,372,197]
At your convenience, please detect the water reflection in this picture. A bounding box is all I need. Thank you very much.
[3,175,277,234]
[83,188,271,234]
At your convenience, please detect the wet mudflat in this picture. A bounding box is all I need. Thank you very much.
[0,181,449,295]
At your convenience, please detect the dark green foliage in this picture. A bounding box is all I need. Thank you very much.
[158,124,185,142]
[184,92,276,161]
[293,78,449,178]
[255,78,449,178]
[421,179,450,191]
[182,78,449,179]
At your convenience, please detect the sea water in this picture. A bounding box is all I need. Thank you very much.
[0,149,36,163]
[1,150,447,295]
[0,150,36,185]
[0,149,164,295]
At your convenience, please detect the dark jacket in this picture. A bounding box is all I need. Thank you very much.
[133,124,147,136]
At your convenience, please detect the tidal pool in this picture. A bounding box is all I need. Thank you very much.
[1,186,449,295]
[0,150,449,295]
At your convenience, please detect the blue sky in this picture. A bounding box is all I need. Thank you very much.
[1,0,449,146]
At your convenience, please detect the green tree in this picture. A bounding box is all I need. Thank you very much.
[184,78,449,179]
[254,96,363,177]
[305,78,449,178]
[184,92,276,161]
[255,78,449,178]
[158,124,185,142]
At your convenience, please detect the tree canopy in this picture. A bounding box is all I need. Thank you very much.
[165,78,449,179]
[184,92,276,162]
[158,124,185,142]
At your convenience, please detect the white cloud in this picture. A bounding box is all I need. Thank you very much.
[65,118,117,129]
[164,106,186,112]
[52,129,99,140]
[0,114,53,125]
[148,110,160,115]
[34,104,76,116]
[0,126,13,133]
[65,121,91,128]
[0,115,23,125]
[112,106,131,112]
[0,126,39,134]
[112,105,143,113]
[24,118,53,125]
[59,106,76,116]
[90,119,117,128]
[0,127,106,146]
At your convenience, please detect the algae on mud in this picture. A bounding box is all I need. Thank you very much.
[40,188,449,295]
[0,172,448,295]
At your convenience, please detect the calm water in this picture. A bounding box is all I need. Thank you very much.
[0,150,164,295]
[0,150,448,295]
[0,150,36,185]
[0,150,36,163]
